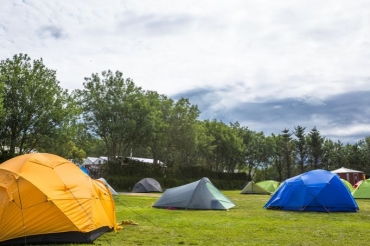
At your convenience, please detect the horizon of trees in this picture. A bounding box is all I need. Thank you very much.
[0,53,369,181]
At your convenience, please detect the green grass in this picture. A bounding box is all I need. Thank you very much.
[82,191,370,245]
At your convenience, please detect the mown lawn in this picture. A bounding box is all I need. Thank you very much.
[80,191,370,246]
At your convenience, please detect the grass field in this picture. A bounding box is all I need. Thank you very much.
[80,191,370,246]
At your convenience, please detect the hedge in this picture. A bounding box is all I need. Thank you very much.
[97,161,248,191]
[106,175,247,192]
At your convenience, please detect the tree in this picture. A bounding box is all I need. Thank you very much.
[321,139,343,170]
[359,137,370,174]
[307,127,324,169]
[294,125,307,173]
[139,91,173,165]
[37,121,88,163]
[242,130,268,179]
[0,54,74,159]
[165,98,200,167]
[201,120,244,172]
[194,121,216,168]
[269,134,284,181]
[281,129,294,178]
[77,70,146,160]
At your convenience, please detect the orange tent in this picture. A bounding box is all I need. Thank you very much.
[0,153,117,245]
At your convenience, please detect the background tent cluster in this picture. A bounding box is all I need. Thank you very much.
[153,177,235,210]
[241,180,279,194]
[132,178,163,193]
[264,169,358,212]
[0,153,117,245]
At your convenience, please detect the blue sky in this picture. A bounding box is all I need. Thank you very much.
[1,0,370,141]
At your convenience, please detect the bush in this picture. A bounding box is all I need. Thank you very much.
[106,175,246,191]
[102,161,247,191]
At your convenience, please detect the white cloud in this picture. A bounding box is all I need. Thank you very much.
[1,0,370,102]
[322,124,370,137]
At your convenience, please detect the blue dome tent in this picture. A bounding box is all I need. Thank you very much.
[264,169,358,212]
[79,166,90,175]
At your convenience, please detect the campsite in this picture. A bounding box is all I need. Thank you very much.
[1,153,370,245]
[2,1,370,245]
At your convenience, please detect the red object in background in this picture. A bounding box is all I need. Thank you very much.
[354,180,363,188]
[332,167,366,186]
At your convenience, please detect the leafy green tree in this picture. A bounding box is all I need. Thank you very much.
[37,121,88,163]
[139,91,173,164]
[164,98,200,167]
[73,124,107,157]
[242,130,268,179]
[321,139,343,170]
[194,121,216,168]
[342,142,368,172]
[359,137,370,174]
[0,54,73,159]
[201,120,244,172]
[77,70,146,160]
[36,92,88,162]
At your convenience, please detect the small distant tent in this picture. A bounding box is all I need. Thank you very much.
[264,169,358,212]
[97,178,119,195]
[331,167,365,186]
[132,178,163,193]
[0,153,117,245]
[352,179,370,199]
[80,166,90,175]
[341,178,354,192]
[241,180,279,194]
[153,177,235,210]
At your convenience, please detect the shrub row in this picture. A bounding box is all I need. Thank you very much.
[97,161,247,191]
[106,175,246,192]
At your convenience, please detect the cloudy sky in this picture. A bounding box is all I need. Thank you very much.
[1,0,370,142]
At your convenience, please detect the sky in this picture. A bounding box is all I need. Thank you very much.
[1,0,370,142]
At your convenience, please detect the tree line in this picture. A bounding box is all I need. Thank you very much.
[0,54,369,181]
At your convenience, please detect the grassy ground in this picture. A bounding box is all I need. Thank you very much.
[81,191,370,246]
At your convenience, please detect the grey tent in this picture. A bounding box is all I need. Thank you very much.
[153,177,235,210]
[97,177,119,195]
[132,178,163,193]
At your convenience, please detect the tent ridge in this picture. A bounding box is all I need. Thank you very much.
[185,178,204,209]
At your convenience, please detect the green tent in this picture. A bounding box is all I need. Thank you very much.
[340,178,354,193]
[241,180,279,194]
[352,179,370,199]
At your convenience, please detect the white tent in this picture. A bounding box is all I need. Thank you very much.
[83,157,107,166]
[331,167,364,174]
[126,157,166,167]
